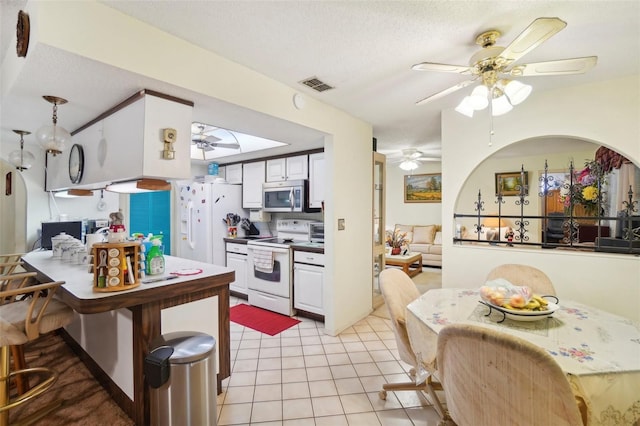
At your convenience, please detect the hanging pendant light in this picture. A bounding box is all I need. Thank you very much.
[8,130,35,171]
[36,95,71,156]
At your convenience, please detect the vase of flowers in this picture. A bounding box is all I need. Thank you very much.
[559,159,606,219]
[386,230,408,255]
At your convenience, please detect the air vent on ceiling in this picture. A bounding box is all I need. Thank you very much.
[299,77,334,92]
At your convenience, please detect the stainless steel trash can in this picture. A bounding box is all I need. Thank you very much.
[145,331,217,426]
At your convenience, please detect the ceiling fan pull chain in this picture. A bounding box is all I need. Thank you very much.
[489,101,495,146]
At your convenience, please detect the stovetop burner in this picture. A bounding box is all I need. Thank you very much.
[248,237,302,245]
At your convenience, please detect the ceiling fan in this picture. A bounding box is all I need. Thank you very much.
[387,148,439,170]
[412,17,597,116]
[191,122,241,152]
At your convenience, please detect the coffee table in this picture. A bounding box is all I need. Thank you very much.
[385,252,422,277]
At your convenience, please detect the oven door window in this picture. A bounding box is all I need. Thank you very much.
[253,261,281,281]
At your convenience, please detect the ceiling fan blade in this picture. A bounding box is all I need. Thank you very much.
[497,17,567,67]
[211,142,241,150]
[416,80,476,106]
[194,141,215,152]
[509,56,597,76]
[412,62,471,74]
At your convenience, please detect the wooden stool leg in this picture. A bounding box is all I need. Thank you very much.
[1,346,9,426]
[10,346,30,395]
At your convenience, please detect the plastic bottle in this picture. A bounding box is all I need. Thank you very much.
[146,239,165,275]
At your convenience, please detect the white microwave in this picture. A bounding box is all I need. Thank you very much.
[262,180,307,212]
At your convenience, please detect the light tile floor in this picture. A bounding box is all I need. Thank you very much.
[216,296,443,425]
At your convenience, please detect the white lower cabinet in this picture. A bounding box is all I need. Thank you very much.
[293,251,324,315]
[226,243,248,295]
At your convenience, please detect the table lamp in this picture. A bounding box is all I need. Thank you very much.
[482,216,509,241]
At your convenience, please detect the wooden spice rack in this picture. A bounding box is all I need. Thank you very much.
[92,242,141,292]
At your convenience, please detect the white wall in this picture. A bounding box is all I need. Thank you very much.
[386,161,442,228]
[442,75,640,322]
[14,2,374,335]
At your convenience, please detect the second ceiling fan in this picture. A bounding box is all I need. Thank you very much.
[413,17,597,116]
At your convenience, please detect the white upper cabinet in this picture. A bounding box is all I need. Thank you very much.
[266,155,308,182]
[46,91,192,191]
[242,161,265,208]
[308,152,325,209]
[225,164,243,184]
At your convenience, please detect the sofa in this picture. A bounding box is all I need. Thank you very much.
[393,224,442,267]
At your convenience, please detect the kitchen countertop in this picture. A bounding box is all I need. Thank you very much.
[224,236,271,244]
[21,250,234,425]
[291,242,324,254]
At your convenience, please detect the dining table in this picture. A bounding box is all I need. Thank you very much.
[406,288,640,426]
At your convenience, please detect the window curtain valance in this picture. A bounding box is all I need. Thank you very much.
[595,146,630,173]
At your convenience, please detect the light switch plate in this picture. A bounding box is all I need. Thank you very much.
[338,218,345,230]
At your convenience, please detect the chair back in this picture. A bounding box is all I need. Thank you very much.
[0,253,24,264]
[0,262,22,276]
[486,264,556,296]
[437,324,584,426]
[0,274,68,343]
[379,268,421,366]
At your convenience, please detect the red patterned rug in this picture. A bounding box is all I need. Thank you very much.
[230,304,300,336]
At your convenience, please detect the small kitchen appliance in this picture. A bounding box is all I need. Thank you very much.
[262,180,307,213]
[308,222,324,243]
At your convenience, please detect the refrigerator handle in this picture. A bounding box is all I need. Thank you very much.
[187,200,196,249]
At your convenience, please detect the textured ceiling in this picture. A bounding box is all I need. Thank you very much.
[1,1,639,161]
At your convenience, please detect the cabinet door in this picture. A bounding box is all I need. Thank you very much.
[286,155,308,180]
[266,158,286,182]
[226,164,243,184]
[308,153,325,209]
[226,253,248,295]
[293,263,324,315]
[242,162,265,208]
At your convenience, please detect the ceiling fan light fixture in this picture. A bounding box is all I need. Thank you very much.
[502,79,532,105]
[491,94,513,116]
[399,160,419,171]
[468,85,489,110]
[455,97,475,117]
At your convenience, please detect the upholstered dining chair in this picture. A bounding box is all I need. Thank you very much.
[486,264,557,296]
[378,268,446,418]
[0,272,74,426]
[436,323,586,426]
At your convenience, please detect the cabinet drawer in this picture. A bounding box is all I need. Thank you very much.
[226,243,247,255]
[294,251,324,266]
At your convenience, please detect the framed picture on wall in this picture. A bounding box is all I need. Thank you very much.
[404,173,442,203]
[495,171,529,196]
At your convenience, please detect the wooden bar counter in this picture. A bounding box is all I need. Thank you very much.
[22,251,234,426]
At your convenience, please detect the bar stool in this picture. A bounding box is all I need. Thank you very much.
[0,253,25,276]
[0,272,74,426]
[0,254,24,264]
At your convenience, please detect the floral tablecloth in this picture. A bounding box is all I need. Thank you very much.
[406,288,640,426]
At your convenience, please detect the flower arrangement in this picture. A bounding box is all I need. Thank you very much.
[386,230,408,249]
[559,160,606,216]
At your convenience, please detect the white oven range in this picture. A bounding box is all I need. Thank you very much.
[246,220,312,316]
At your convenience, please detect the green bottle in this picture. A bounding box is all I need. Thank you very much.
[146,239,165,275]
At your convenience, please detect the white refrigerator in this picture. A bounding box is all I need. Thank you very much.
[176,181,245,266]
